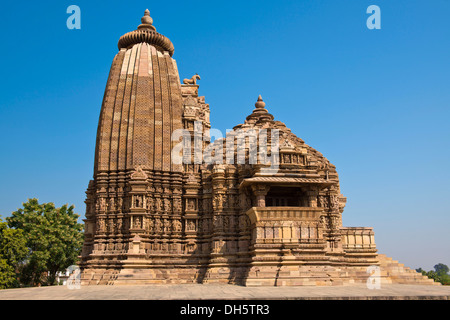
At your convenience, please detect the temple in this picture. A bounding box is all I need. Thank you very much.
[79,10,437,286]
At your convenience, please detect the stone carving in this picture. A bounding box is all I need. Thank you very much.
[146,197,154,211]
[133,216,142,229]
[131,165,148,179]
[155,218,162,233]
[99,197,106,211]
[223,215,230,230]
[146,218,153,232]
[187,220,196,232]
[183,74,201,85]
[187,174,197,184]
[318,195,329,208]
[173,219,182,232]
[173,198,182,212]
[163,198,171,212]
[213,215,223,229]
[213,194,223,209]
[117,198,123,212]
[97,218,105,232]
[187,198,196,211]
[134,195,144,208]
[155,197,162,211]
[330,195,340,211]
[163,219,169,232]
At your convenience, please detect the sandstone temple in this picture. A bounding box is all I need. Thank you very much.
[79,10,436,286]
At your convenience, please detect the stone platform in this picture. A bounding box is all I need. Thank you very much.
[0,284,448,300]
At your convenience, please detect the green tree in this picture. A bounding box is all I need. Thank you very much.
[0,259,16,289]
[434,263,449,276]
[434,263,450,285]
[6,199,84,286]
[0,218,28,289]
[417,263,450,285]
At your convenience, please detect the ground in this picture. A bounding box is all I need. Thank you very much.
[0,284,449,300]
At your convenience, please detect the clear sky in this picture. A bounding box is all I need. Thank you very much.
[0,1,448,271]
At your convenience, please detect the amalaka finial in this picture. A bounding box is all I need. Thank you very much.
[246,95,274,123]
[138,9,156,31]
[255,95,266,109]
[118,8,174,56]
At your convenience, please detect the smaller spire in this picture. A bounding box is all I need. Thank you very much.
[138,9,156,31]
[246,95,274,123]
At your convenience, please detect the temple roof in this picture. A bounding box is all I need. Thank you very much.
[118,10,175,56]
[239,176,334,189]
[209,96,338,182]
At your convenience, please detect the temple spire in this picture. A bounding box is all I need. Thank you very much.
[246,95,274,123]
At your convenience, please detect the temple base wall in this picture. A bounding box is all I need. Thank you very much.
[80,253,439,286]
[79,221,438,286]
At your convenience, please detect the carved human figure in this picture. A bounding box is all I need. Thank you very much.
[173,198,182,212]
[164,198,171,212]
[148,218,154,232]
[155,197,162,211]
[135,195,143,208]
[187,220,196,231]
[109,218,116,233]
[223,216,229,230]
[214,194,223,209]
[330,195,340,211]
[117,198,123,212]
[133,216,142,229]
[99,197,106,211]
[213,216,223,229]
[98,218,105,232]
[147,197,154,211]
[163,219,170,232]
[109,198,115,212]
[173,219,182,232]
[187,199,196,211]
[155,219,162,232]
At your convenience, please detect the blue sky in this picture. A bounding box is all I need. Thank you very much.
[0,1,449,271]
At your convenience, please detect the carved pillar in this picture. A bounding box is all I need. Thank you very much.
[251,185,270,208]
[306,187,319,208]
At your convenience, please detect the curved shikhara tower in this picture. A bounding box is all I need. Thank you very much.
[79,10,437,286]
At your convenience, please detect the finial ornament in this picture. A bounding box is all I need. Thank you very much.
[118,9,175,55]
[245,94,274,123]
[138,9,156,31]
[255,95,266,109]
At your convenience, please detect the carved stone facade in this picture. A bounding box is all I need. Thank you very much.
[79,10,437,286]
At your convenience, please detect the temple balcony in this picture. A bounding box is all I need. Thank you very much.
[340,227,377,251]
[245,207,325,245]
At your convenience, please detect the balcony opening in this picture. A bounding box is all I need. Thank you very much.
[265,186,306,207]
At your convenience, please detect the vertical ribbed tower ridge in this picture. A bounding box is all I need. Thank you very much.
[94,42,182,173]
